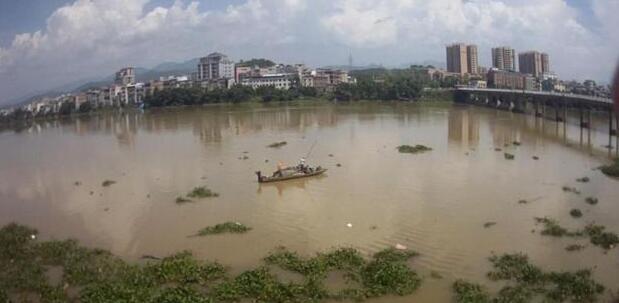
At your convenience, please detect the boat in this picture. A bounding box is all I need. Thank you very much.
[256,165,327,183]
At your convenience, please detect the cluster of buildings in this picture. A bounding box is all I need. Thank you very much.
[444,43,552,91]
[1,52,353,118]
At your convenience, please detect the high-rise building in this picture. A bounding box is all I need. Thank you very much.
[115,67,135,86]
[198,52,235,81]
[446,43,478,75]
[491,47,516,71]
[518,51,548,77]
[466,45,478,74]
[446,43,468,75]
[541,53,550,74]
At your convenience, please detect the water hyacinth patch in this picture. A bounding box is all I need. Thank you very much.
[397,144,432,154]
[585,197,598,205]
[267,141,287,148]
[187,186,219,198]
[504,153,515,160]
[570,209,583,218]
[101,180,116,187]
[600,159,619,177]
[195,222,252,236]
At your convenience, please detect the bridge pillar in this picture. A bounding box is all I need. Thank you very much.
[579,106,589,128]
[554,104,563,122]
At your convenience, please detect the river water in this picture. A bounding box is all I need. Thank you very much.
[0,101,618,301]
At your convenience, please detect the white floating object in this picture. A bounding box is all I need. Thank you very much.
[346,223,353,228]
[30,234,36,239]
[395,243,407,250]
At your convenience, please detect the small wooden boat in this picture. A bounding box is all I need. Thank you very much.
[256,166,327,183]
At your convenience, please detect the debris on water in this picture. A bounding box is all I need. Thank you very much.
[146,194,150,198]
[483,222,497,228]
[242,155,249,160]
[397,144,432,154]
[201,176,206,180]
[30,234,36,239]
[370,225,378,230]
[243,151,248,154]
[532,156,540,160]
[346,223,353,228]
[101,180,116,187]
[518,199,528,204]
[569,209,583,218]
[504,153,515,160]
[430,271,443,279]
[175,197,192,204]
[265,159,269,163]
[395,243,407,250]
[576,176,590,183]
[336,163,342,167]
[187,186,219,198]
[512,141,521,146]
[600,159,619,177]
[74,181,81,186]
[194,222,252,236]
[562,186,580,194]
[565,244,585,252]
[503,143,509,147]
[104,207,109,211]
[267,141,287,148]
[585,197,598,205]
[89,191,94,195]
[328,154,334,157]
[494,147,502,152]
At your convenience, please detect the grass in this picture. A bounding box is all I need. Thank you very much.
[600,159,619,177]
[186,186,219,198]
[570,209,583,218]
[194,222,252,236]
[504,153,515,160]
[101,180,116,187]
[0,223,426,302]
[397,144,432,154]
[267,141,287,148]
[453,253,605,303]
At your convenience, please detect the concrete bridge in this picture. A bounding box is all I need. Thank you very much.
[454,87,617,136]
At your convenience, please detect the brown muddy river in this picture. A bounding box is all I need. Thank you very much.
[0,101,618,301]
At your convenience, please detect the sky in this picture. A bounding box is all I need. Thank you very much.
[0,0,618,105]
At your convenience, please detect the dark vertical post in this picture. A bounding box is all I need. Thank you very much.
[587,107,592,129]
[609,109,613,150]
[555,104,560,122]
[579,106,584,128]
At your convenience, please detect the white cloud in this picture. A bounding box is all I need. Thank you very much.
[0,0,617,104]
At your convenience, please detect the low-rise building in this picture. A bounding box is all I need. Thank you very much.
[487,69,535,90]
[240,73,295,90]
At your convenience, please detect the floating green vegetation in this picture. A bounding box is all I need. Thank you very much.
[583,224,619,250]
[585,197,599,205]
[101,180,116,187]
[267,141,287,148]
[562,186,581,194]
[187,186,219,198]
[483,222,497,228]
[576,176,590,183]
[195,222,252,236]
[518,199,528,204]
[534,217,619,250]
[454,253,605,303]
[512,141,521,146]
[262,246,421,301]
[570,209,583,218]
[0,223,426,302]
[534,217,581,237]
[397,144,432,154]
[175,196,192,204]
[504,153,515,160]
[565,244,585,252]
[600,159,619,177]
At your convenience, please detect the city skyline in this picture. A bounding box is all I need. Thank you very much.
[0,0,618,105]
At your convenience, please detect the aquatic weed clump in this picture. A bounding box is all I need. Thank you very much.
[195,222,252,236]
[101,180,116,187]
[504,153,515,160]
[397,144,432,154]
[534,217,581,237]
[187,186,219,198]
[570,209,583,218]
[1,223,428,302]
[267,141,287,148]
[263,246,422,301]
[583,224,619,250]
[453,253,605,303]
[600,159,619,178]
[585,197,598,205]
